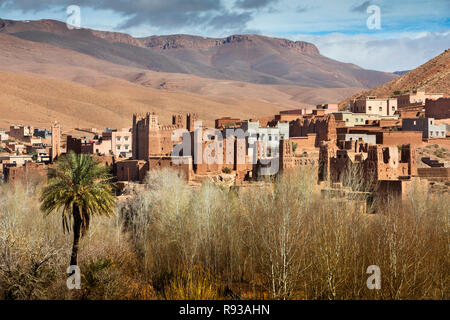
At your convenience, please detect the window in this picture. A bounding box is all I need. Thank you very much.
[346,119,349,122]
[116,136,121,141]
[379,107,382,111]
[356,118,359,122]
[117,145,121,150]
[124,145,129,150]
[392,106,395,110]
[368,106,372,111]
[124,136,129,141]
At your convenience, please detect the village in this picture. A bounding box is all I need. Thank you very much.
[1,90,449,212]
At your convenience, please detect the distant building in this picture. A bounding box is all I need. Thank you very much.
[240,120,289,159]
[111,129,132,157]
[316,103,339,114]
[333,112,399,127]
[215,117,241,129]
[0,131,8,141]
[34,128,51,139]
[397,90,444,108]
[402,118,446,139]
[9,125,33,142]
[350,96,398,116]
[66,135,94,154]
[425,97,450,119]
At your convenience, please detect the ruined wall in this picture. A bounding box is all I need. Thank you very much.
[290,114,337,147]
[4,162,47,184]
[116,160,148,182]
[148,156,193,181]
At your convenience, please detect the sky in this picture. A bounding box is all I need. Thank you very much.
[0,0,449,72]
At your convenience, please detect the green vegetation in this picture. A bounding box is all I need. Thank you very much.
[221,167,232,174]
[0,166,448,300]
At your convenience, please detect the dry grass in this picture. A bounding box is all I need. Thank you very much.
[0,167,448,300]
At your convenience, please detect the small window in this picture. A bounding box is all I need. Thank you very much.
[356,118,359,122]
[379,107,382,111]
[392,106,395,110]
[368,106,372,111]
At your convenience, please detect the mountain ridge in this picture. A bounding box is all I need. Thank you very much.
[0,18,397,89]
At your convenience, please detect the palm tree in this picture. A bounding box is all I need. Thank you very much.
[40,151,116,266]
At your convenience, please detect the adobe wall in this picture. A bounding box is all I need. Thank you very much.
[289,115,337,147]
[116,160,148,182]
[215,117,241,129]
[417,167,450,178]
[290,135,316,150]
[66,136,94,154]
[148,157,193,181]
[4,162,47,184]
[379,131,423,146]
[425,98,450,119]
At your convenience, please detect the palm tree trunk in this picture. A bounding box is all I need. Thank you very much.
[70,205,82,266]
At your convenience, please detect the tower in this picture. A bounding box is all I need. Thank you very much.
[51,121,61,162]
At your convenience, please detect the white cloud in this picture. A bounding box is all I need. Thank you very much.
[290,31,450,72]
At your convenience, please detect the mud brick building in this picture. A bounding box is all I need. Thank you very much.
[425,98,450,119]
[397,90,444,108]
[402,118,446,139]
[350,97,398,116]
[289,113,340,147]
[215,117,241,129]
[3,161,47,184]
[66,135,94,154]
[9,125,33,141]
[318,139,422,200]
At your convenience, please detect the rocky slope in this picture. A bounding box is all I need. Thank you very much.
[340,49,450,107]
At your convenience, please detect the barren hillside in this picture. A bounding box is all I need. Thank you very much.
[0,18,397,88]
[340,49,450,107]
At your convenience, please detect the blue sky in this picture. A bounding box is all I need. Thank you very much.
[0,0,449,72]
